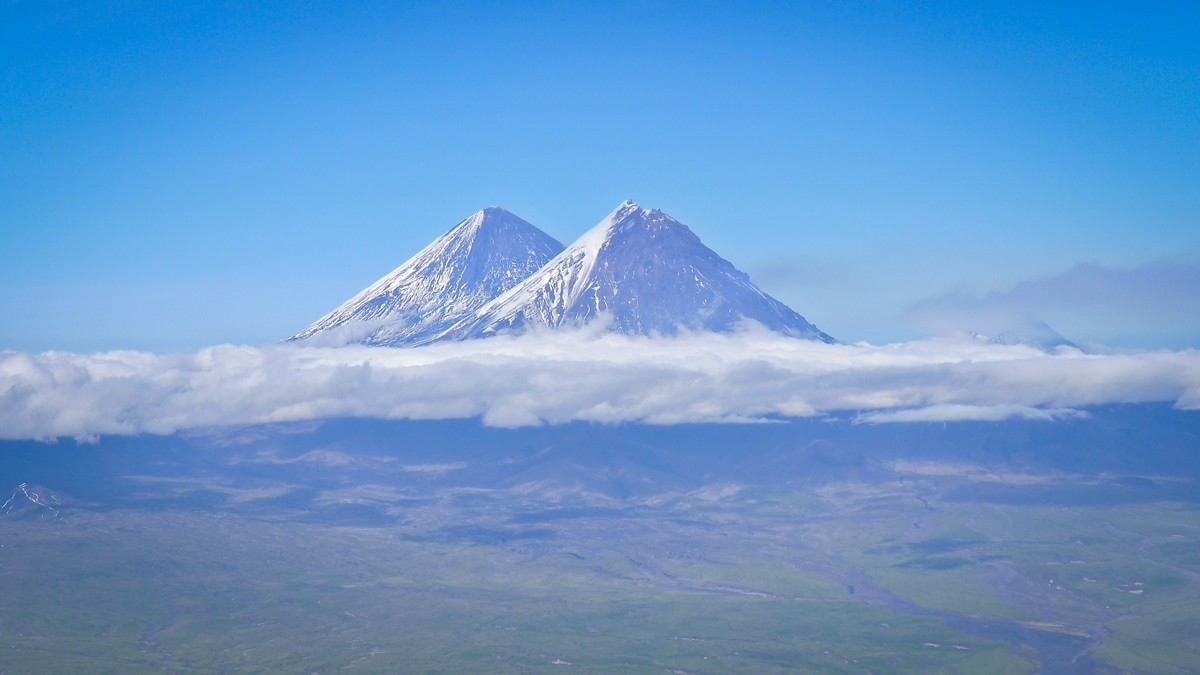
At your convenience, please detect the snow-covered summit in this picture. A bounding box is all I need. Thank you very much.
[288,207,564,346]
[442,201,833,342]
[981,320,1080,353]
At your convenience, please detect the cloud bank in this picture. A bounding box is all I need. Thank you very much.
[2,327,1198,441]
[907,261,1200,349]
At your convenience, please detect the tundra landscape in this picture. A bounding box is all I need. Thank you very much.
[3,3,1198,673]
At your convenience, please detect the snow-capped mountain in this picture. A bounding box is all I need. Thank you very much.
[443,201,833,342]
[2,483,66,521]
[982,320,1080,352]
[289,207,564,346]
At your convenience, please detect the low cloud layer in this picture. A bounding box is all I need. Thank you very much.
[2,327,1198,441]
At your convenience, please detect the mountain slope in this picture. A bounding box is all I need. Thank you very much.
[445,201,833,342]
[985,320,1080,352]
[2,483,66,521]
[289,207,563,346]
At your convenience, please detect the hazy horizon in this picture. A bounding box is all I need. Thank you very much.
[3,2,1198,353]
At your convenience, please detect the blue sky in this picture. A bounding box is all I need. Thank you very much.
[2,1,1197,352]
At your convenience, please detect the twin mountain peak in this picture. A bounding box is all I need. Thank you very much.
[289,201,833,347]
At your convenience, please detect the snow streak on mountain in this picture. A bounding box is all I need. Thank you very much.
[445,201,833,342]
[289,207,564,346]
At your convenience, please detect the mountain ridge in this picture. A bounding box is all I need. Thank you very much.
[288,207,564,346]
[291,201,832,346]
[444,200,833,342]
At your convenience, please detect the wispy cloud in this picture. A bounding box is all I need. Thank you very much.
[907,261,1200,348]
[1,327,1198,441]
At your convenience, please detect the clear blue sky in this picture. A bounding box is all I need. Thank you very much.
[2,1,1197,352]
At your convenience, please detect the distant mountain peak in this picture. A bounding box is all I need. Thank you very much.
[291,201,832,346]
[2,483,66,521]
[981,320,1080,352]
[468,205,518,225]
[444,201,833,342]
[288,208,564,346]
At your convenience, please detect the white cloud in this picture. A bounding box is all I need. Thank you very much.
[857,405,1090,424]
[1,327,1198,441]
[907,260,1200,349]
